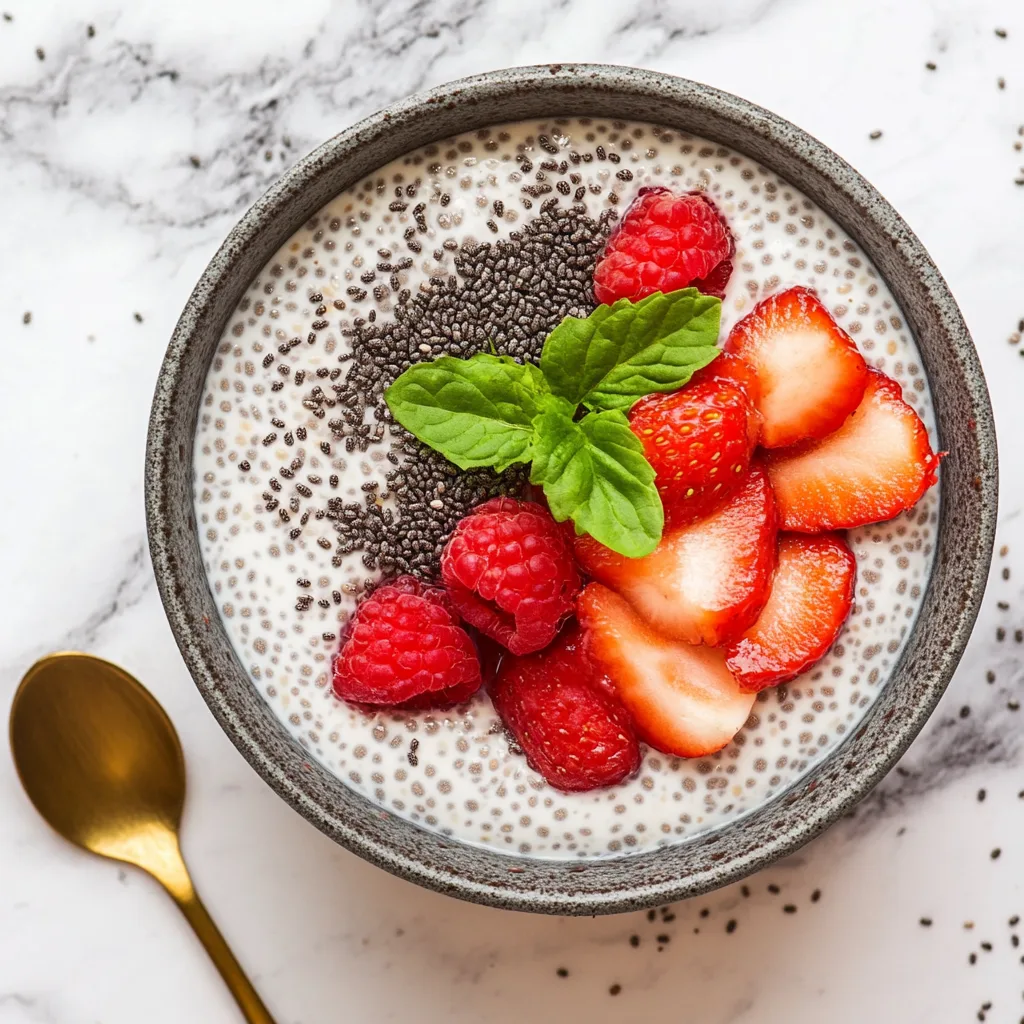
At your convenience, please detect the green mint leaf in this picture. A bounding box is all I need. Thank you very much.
[530,405,663,558]
[539,288,722,412]
[385,353,548,472]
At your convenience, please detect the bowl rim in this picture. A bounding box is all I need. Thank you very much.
[145,63,997,914]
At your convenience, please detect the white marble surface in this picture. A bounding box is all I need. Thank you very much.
[1,0,1022,1020]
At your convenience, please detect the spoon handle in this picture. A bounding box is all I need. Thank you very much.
[172,887,278,1024]
[142,830,278,1024]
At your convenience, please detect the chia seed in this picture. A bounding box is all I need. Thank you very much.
[321,203,613,579]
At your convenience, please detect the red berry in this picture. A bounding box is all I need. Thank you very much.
[441,498,581,655]
[578,585,755,759]
[725,286,869,448]
[490,627,641,792]
[689,350,761,406]
[725,533,856,692]
[593,188,733,305]
[629,374,760,528]
[333,576,481,706]
[691,258,734,300]
[392,676,482,711]
[575,464,778,646]
[764,369,942,532]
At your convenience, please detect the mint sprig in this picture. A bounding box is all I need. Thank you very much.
[530,403,663,558]
[541,289,721,411]
[384,288,721,557]
[382,354,547,472]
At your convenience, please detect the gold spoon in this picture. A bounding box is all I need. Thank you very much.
[9,652,277,1024]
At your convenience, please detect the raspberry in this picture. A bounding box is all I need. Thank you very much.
[441,498,581,655]
[332,576,481,706]
[593,188,733,305]
[629,374,760,528]
[691,257,734,300]
[490,627,641,792]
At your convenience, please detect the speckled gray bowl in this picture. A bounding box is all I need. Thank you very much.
[145,64,997,915]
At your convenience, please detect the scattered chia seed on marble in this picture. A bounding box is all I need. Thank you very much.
[22,311,31,324]
[920,917,933,927]
[726,919,737,933]
[783,904,797,914]
[134,312,144,323]
[926,61,937,70]
[556,968,568,978]
[609,984,622,996]
[35,46,44,60]
[869,130,883,140]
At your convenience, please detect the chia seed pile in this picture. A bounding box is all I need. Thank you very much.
[321,201,615,583]
[194,118,940,858]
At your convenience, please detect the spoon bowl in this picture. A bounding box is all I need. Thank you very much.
[11,652,185,862]
[10,652,277,1024]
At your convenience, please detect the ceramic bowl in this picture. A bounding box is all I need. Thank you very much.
[145,64,997,914]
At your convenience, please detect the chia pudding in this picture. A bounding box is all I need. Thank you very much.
[193,118,938,858]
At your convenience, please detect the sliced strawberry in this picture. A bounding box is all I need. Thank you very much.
[575,464,777,646]
[724,286,868,448]
[689,349,761,406]
[764,369,942,532]
[490,626,641,792]
[629,373,760,528]
[726,533,856,691]
[578,584,756,758]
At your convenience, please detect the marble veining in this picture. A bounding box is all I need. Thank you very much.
[1,0,1022,1021]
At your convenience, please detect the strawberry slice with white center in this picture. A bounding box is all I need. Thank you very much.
[726,533,856,692]
[578,584,756,757]
[764,369,942,532]
[574,464,777,646]
[724,286,868,448]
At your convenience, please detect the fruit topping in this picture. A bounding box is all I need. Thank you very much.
[764,369,942,532]
[490,627,641,792]
[688,349,761,405]
[578,584,756,758]
[441,498,581,655]
[332,576,481,706]
[726,533,856,691]
[628,371,760,528]
[575,464,777,646]
[593,188,733,305]
[724,286,868,448]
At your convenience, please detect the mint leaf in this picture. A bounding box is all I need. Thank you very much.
[385,353,548,472]
[539,288,722,412]
[530,405,663,558]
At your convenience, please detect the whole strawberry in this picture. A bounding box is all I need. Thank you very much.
[490,627,641,792]
[629,374,760,528]
[593,188,733,305]
[441,498,581,655]
[333,576,481,707]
